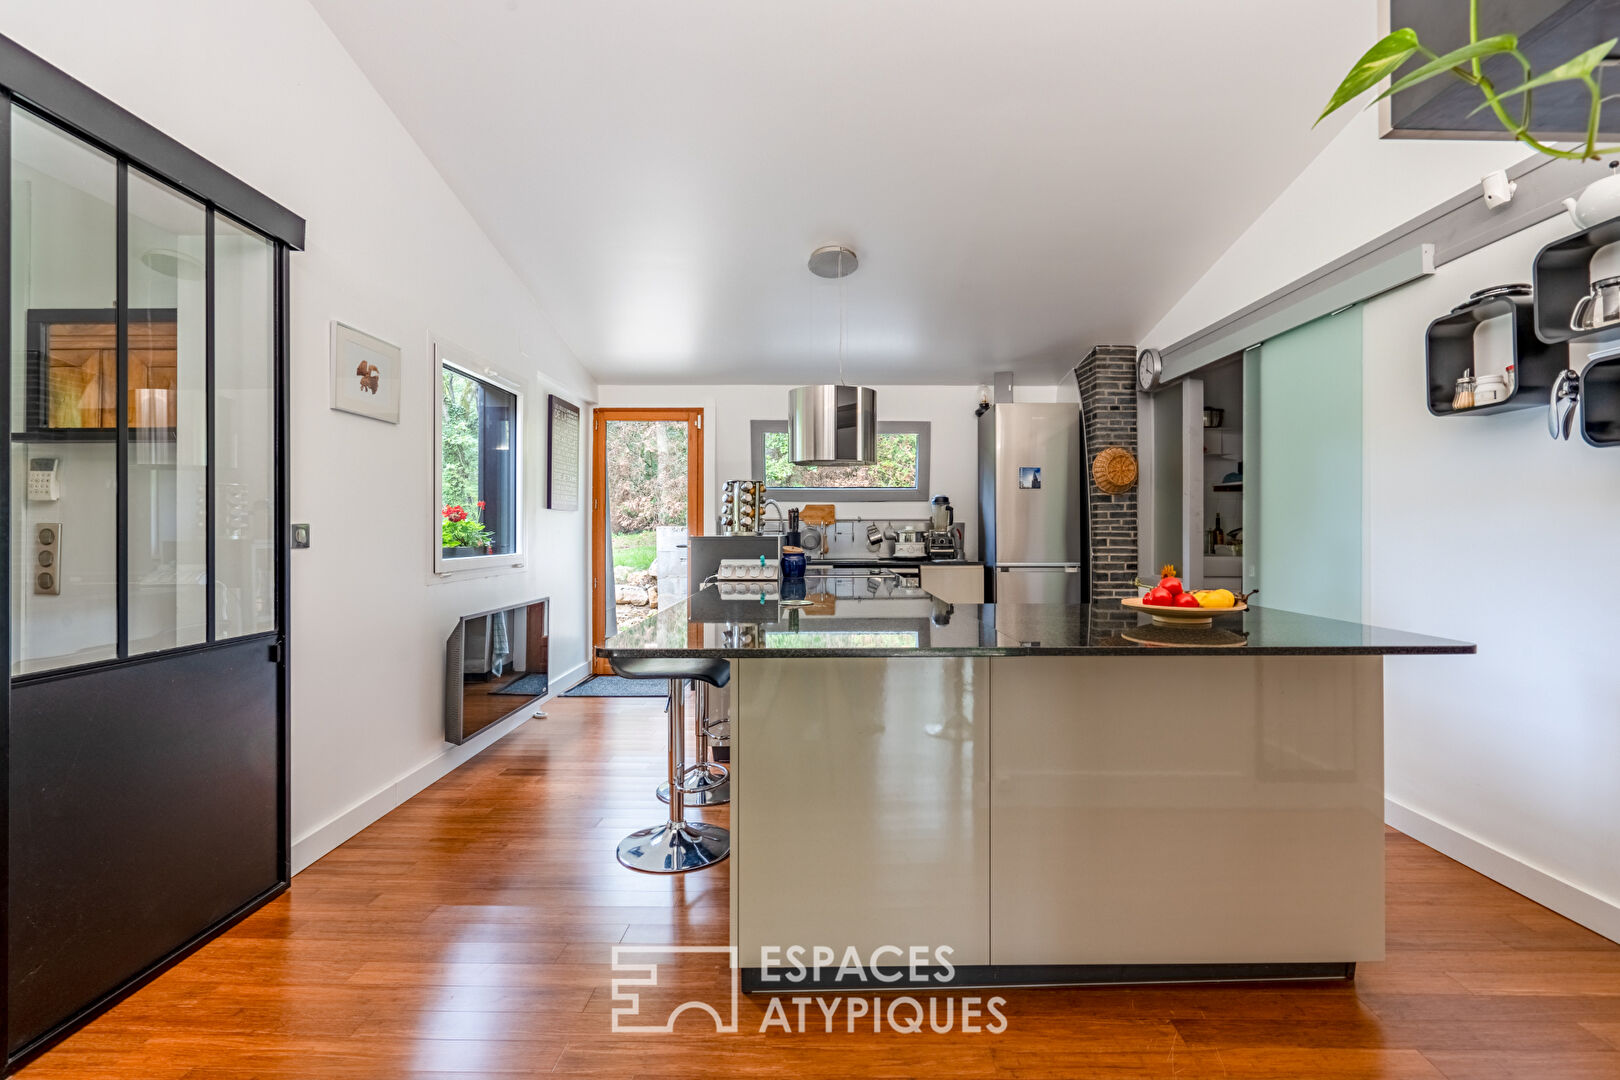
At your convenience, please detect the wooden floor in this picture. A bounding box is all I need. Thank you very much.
[19,694,1620,1079]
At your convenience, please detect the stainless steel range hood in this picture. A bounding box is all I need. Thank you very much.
[788,384,877,466]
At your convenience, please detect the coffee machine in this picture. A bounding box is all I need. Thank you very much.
[927,495,963,560]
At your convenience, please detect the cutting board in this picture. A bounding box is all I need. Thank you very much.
[798,504,836,526]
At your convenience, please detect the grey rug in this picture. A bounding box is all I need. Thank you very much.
[492,673,550,697]
[561,675,671,698]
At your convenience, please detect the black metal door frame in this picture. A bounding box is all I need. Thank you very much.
[0,30,303,1072]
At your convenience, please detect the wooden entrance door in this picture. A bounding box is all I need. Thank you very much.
[590,408,703,675]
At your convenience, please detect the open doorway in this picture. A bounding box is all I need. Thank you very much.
[1199,356,1245,593]
[589,408,703,674]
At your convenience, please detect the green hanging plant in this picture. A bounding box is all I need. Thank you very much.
[1317,0,1620,161]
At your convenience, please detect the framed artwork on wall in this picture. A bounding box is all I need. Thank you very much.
[330,322,401,423]
[547,395,581,510]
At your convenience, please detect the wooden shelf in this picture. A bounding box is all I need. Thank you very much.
[1425,290,1568,416]
[1532,216,1620,345]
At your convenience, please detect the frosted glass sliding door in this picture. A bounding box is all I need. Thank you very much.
[1252,306,1363,622]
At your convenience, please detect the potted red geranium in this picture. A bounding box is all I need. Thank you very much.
[441,500,494,558]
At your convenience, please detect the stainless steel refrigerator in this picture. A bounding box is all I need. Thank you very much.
[977,402,1089,604]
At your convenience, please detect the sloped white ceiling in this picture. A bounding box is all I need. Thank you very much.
[310,0,1368,384]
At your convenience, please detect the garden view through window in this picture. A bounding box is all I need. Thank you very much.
[440,364,517,560]
[760,427,923,491]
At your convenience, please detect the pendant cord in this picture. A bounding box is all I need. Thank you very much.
[837,248,847,386]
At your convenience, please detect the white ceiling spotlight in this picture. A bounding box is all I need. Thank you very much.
[789,246,877,466]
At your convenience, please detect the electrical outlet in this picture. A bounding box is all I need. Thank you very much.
[291,523,311,549]
[34,523,61,595]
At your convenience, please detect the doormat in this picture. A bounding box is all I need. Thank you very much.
[491,673,550,697]
[562,675,671,698]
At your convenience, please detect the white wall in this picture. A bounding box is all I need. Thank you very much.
[1143,110,1529,350]
[596,384,984,556]
[1363,218,1620,941]
[3,0,598,871]
[1145,108,1620,939]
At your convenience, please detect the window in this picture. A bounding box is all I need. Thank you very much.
[749,420,930,502]
[436,344,520,570]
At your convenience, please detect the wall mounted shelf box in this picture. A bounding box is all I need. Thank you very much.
[1532,216,1620,345]
[1580,352,1620,446]
[1425,289,1569,416]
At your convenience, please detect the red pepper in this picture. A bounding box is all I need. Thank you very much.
[1144,585,1175,607]
[1159,576,1184,596]
[1173,592,1202,608]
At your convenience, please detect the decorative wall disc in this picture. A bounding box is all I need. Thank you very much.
[1092,446,1138,494]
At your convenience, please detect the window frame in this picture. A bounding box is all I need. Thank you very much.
[433,340,525,575]
[749,419,931,502]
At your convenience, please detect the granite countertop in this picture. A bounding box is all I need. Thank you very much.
[807,556,983,567]
[597,572,1476,659]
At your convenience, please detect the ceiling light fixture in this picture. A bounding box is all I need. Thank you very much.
[789,245,876,466]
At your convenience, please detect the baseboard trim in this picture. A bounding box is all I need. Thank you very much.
[291,659,588,873]
[1385,796,1620,945]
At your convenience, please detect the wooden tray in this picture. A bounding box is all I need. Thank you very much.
[1121,596,1247,627]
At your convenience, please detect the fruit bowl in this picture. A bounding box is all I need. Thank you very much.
[1121,596,1248,627]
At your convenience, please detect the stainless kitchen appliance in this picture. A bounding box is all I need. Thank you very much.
[927,494,961,559]
[892,525,927,559]
[926,523,963,560]
[977,402,1088,603]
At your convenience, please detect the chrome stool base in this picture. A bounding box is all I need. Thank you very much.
[658,762,729,806]
[616,820,730,873]
[615,670,731,874]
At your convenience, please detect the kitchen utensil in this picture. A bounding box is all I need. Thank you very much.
[1451,284,1531,312]
[1563,160,1620,228]
[720,480,768,535]
[800,523,825,555]
[780,546,807,579]
[865,523,884,550]
[1121,596,1248,628]
[930,495,954,531]
[1474,373,1508,404]
[1571,276,1620,332]
[1550,367,1580,440]
[798,503,836,526]
[1452,368,1475,410]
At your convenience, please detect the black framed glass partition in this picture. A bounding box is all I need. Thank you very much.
[0,30,304,1070]
[9,106,280,671]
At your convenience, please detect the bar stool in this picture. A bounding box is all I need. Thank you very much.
[657,689,729,806]
[610,657,731,873]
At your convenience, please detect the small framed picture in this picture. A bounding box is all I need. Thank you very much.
[331,322,402,424]
[1018,466,1042,490]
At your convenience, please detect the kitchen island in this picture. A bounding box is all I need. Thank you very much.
[598,571,1474,991]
